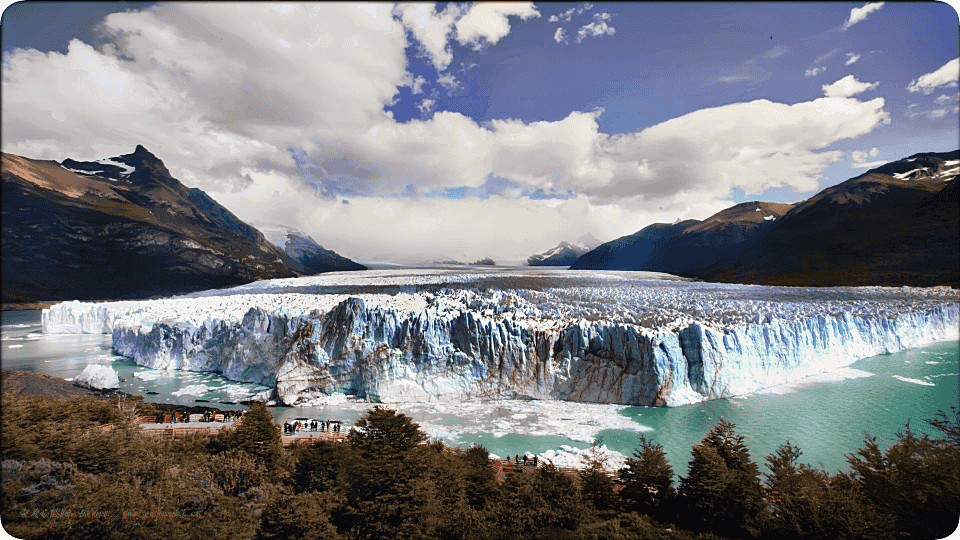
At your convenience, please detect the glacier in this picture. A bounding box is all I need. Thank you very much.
[41,268,959,407]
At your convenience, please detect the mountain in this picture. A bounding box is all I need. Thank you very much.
[648,201,796,274]
[527,233,603,267]
[698,150,959,287]
[569,220,696,271]
[2,146,306,303]
[258,225,366,274]
[571,150,959,287]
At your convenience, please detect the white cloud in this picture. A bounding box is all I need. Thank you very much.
[805,66,827,78]
[394,3,463,71]
[934,94,957,106]
[928,109,947,119]
[402,73,428,94]
[822,75,879,98]
[843,2,884,30]
[576,13,616,43]
[845,52,861,65]
[763,45,789,59]
[850,147,886,168]
[417,98,435,114]
[907,57,960,94]
[549,3,592,23]
[0,3,894,264]
[554,27,568,44]
[437,72,463,95]
[455,2,540,50]
[811,50,837,65]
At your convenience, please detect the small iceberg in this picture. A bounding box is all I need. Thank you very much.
[892,375,935,387]
[75,364,120,390]
[172,384,211,397]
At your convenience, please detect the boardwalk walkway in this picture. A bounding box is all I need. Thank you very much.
[135,416,613,482]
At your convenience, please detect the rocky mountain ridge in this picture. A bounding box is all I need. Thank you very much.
[571,150,959,287]
[1,147,363,303]
[258,224,367,274]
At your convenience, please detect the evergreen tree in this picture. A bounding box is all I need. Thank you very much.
[847,425,960,539]
[929,406,960,448]
[617,434,675,520]
[218,402,286,476]
[339,406,432,540]
[763,441,832,538]
[289,439,355,494]
[679,418,765,537]
[496,463,582,539]
[256,490,343,540]
[461,444,500,511]
[579,439,619,513]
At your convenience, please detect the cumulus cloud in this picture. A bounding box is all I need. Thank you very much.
[554,27,568,44]
[934,94,956,106]
[843,2,884,30]
[845,52,861,65]
[437,72,463,95]
[0,3,893,263]
[907,57,960,94]
[850,147,886,168]
[403,73,428,94]
[576,12,616,43]
[454,2,540,50]
[549,3,592,23]
[417,98,435,114]
[822,75,879,98]
[394,3,463,71]
[805,66,827,78]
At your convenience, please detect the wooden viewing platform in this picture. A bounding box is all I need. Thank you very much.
[134,416,617,481]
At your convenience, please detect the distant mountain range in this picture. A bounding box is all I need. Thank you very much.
[258,224,366,274]
[527,233,601,266]
[570,150,959,287]
[1,146,364,303]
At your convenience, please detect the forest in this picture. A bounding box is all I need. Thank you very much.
[1,383,958,540]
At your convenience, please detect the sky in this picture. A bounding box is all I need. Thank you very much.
[2,2,958,264]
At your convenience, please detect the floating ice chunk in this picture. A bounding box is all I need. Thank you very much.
[134,371,163,381]
[75,364,119,390]
[7,345,23,349]
[172,384,211,397]
[892,375,935,386]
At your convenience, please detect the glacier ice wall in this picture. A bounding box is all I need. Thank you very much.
[41,270,960,406]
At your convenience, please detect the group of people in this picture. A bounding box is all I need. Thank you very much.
[153,410,237,424]
[504,455,538,467]
[283,419,341,435]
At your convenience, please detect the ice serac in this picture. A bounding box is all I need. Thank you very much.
[40,271,960,406]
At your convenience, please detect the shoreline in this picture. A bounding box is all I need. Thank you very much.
[0,368,243,418]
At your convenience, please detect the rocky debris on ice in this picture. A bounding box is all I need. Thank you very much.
[41,268,960,407]
[74,364,119,390]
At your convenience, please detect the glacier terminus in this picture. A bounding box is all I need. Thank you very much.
[41,268,959,407]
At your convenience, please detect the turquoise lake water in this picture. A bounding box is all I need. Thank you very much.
[2,309,957,475]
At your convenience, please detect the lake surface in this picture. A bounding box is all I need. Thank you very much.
[2,309,957,475]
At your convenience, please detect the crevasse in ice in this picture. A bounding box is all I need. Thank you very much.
[41,269,960,406]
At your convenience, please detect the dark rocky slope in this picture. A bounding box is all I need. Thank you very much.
[2,147,362,302]
[698,151,959,287]
[570,150,958,287]
[259,225,366,273]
